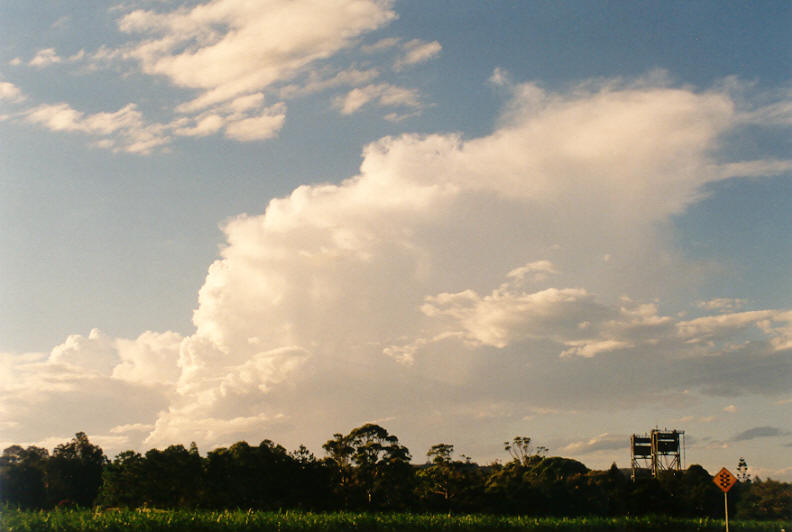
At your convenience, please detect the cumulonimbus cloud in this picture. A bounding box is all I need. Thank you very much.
[3,78,792,457]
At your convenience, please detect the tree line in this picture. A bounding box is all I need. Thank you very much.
[1,426,790,519]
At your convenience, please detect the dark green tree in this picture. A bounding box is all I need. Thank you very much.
[416,444,457,511]
[96,450,147,508]
[322,431,355,507]
[289,444,335,510]
[581,463,629,516]
[735,478,792,520]
[484,459,537,514]
[736,457,751,483]
[503,436,545,466]
[416,443,484,514]
[142,444,203,508]
[526,456,590,516]
[626,476,669,515]
[47,432,106,507]
[677,465,721,517]
[0,445,49,508]
[203,439,301,509]
[324,424,412,509]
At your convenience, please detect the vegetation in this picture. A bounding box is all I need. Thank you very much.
[2,508,790,532]
[1,427,790,525]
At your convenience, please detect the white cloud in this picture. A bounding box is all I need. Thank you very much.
[560,339,633,358]
[172,113,225,137]
[560,433,626,455]
[22,98,287,151]
[697,298,746,312]
[507,260,557,283]
[0,331,177,454]
[0,81,26,103]
[224,103,286,141]
[676,310,792,349]
[51,16,71,30]
[5,78,792,457]
[29,48,62,67]
[146,412,288,449]
[119,0,396,112]
[279,68,381,99]
[112,331,183,385]
[26,103,141,135]
[714,159,792,180]
[361,37,401,54]
[739,99,792,126]
[394,39,442,70]
[28,47,85,67]
[17,1,401,152]
[383,110,421,123]
[336,83,421,114]
[68,50,86,62]
[421,286,604,349]
[141,80,791,450]
[24,102,171,154]
[170,96,286,141]
[110,423,155,434]
[48,329,118,375]
[489,67,511,87]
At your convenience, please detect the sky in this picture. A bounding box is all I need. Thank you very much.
[1,1,791,480]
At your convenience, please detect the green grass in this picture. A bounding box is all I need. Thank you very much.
[1,508,789,532]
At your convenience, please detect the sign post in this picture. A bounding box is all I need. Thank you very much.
[713,467,737,532]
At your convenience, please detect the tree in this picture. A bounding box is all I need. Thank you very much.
[503,436,547,466]
[47,432,106,507]
[0,445,49,508]
[736,457,751,483]
[322,432,356,507]
[323,424,412,509]
[416,443,484,514]
[290,444,334,510]
[484,459,536,514]
[427,443,454,465]
[142,444,203,508]
[417,444,457,511]
[203,439,303,510]
[97,451,147,508]
[735,478,792,520]
[504,436,532,465]
[526,456,590,516]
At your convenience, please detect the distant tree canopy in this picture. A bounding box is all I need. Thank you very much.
[1,428,790,520]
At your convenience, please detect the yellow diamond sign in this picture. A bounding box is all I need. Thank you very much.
[713,467,737,493]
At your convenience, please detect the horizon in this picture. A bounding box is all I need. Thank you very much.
[1,1,790,481]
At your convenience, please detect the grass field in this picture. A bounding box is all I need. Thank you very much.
[1,508,789,532]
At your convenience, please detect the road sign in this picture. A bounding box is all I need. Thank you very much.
[713,467,737,532]
[714,467,737,493]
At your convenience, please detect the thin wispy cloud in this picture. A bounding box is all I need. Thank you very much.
[336,83,422,114]
[118,0,395,112]
[732,426,788,441]
[394,39,442,70]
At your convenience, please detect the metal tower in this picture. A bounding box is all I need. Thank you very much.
[631,428,685,480]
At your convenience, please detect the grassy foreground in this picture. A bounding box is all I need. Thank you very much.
[1,509,789,532]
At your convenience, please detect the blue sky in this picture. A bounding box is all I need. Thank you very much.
[1,1,790,479]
